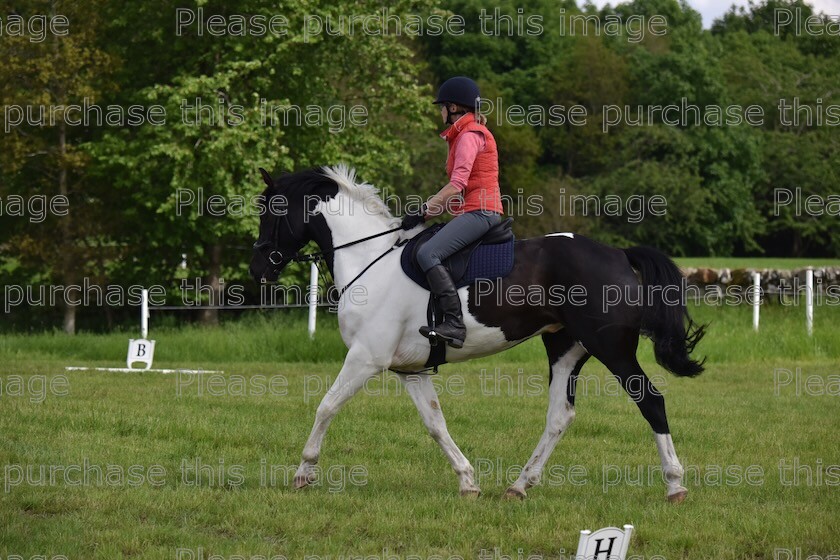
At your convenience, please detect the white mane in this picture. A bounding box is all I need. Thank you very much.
[321,164,399,225]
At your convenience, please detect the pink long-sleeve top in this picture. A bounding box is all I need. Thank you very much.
[447,131,486,192]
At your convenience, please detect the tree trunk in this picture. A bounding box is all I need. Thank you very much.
[53,8,76,335]
[63,305,76,334]
[792,231,802,257]
[199,243,222,326]
[58,102,76,334]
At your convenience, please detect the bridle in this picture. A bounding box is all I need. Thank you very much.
[253,212,406,300]
[252,211,311,268]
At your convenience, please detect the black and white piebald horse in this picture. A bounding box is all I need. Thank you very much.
[250,165,705,502]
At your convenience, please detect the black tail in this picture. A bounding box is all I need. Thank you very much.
[622,246,706,377]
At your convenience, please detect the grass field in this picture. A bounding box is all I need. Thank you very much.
[1,303,838,559]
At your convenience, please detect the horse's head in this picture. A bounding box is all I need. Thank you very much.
[250,167,338,282]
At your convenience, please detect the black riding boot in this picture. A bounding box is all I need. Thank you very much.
[419,264,466,349]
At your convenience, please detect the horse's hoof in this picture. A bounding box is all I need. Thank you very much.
[666,487,688,504]
[460,487,481,499]
[293,475,314,489]
[503,487,527,501]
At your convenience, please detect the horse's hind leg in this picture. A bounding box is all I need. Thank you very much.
[398,374,480,497]
[505,331,589,500]
[294,345,380,489]
[595,343,688,503]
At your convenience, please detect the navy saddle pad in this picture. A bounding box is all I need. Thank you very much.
[400,218,515,289]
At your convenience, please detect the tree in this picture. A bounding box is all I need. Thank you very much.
[716,16,840,256]
[0,0,115,333]
[89,0,435,323]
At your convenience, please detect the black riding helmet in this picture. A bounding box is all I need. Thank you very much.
[433,76,480,108]
[433,77,480,124]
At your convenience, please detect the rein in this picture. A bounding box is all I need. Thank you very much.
[330,235,408,301]
[293,225,404,263]
[256,219,407,301]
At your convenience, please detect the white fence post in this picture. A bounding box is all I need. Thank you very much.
[141,288,149,339]
[308,262,318,339]
[805,267,814,336]
[752,272,760,332]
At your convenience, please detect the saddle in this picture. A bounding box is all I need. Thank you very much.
[398,217,516,372]
[400,217,515,290]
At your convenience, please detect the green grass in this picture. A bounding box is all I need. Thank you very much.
[0,302,836,366]
[1,305,838,559]
[674,257,840,269]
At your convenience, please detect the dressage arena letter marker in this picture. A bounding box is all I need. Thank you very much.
[128,289,155,369]
[127,339,156,370]
[65,287,221,375]
[575,524,634,560]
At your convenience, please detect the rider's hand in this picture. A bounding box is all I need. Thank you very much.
[400,203,428,230]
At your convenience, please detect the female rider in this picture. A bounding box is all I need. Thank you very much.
[401,76,504,348]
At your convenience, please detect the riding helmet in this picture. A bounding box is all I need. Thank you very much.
[433,76,480,109]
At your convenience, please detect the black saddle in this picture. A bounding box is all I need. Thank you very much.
[401,217,515,290]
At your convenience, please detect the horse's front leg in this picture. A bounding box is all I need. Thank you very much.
[294,346,380,488]
[398,374,480,497]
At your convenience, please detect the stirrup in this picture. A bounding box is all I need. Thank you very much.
[419,325,464,349]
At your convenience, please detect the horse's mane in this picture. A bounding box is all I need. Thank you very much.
[271,164,400,227]
[320,164,399,225]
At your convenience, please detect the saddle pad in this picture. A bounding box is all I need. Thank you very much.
[400,233,515,290]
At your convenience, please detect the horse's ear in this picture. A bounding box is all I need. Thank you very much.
[259,168,273,188]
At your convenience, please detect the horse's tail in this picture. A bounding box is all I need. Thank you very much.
[622,246,706,377]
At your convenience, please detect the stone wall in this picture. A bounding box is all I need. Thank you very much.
[682,266,840,292]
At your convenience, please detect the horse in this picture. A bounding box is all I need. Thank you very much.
[250,164,705,502]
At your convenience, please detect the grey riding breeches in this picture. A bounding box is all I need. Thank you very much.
[415,210,502,273]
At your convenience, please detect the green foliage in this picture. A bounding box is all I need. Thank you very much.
[423,0,838,254]
[1,0,838,331]
[0,0,119,332]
